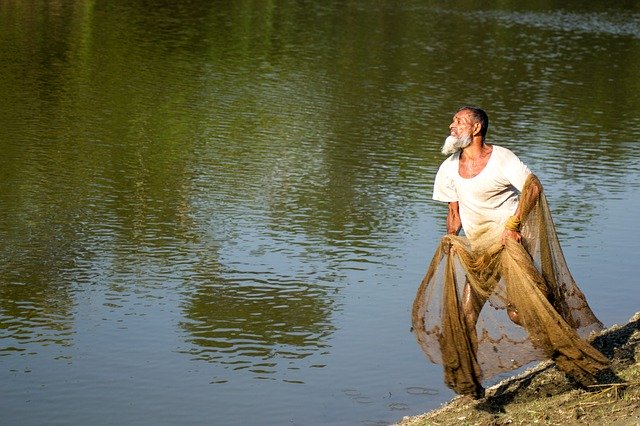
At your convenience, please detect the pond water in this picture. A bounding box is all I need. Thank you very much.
[1,1,639,425]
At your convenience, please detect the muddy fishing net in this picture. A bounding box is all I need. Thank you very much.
[412,174,609,397]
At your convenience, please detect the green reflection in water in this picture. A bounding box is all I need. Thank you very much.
[0,0,639,424]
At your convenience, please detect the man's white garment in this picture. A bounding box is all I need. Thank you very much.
[433,145,531,242]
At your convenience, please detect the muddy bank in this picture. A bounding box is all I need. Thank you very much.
[397,312,640,425]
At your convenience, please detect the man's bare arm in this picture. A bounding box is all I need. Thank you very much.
[447,201,462,235]
[502,175,542,243]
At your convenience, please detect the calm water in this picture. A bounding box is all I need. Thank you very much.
[1,1,639,425]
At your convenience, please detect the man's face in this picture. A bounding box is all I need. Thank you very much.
[449,110,475,139]
[441,111,475,155]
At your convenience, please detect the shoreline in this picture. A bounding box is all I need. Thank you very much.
[396,311,640,425]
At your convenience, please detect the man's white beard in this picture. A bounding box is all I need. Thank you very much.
[441,134,472,155]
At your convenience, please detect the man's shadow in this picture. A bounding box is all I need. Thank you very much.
[475,315,639,414]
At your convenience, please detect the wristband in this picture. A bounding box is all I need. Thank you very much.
[505,215,521,232]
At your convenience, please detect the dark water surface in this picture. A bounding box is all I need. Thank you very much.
[1,1,639,425]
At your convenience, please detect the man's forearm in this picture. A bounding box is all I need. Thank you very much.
[447,202,462,235]
[513,174,542,221]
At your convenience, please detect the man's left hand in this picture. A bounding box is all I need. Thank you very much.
[501,229,522,245]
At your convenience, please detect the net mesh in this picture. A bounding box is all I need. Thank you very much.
[412,174,608,397]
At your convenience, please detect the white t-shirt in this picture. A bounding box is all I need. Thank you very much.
[433,145,531,242]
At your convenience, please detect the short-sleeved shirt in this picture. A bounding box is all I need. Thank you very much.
[433,145,531,242]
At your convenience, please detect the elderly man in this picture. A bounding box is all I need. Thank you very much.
[435,106,541,328]
[436,106,538,245]
[412,106,609,399]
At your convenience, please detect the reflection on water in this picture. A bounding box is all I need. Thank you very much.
[1,1,639,425]
[463,9,640,38]
[179,274,334,377]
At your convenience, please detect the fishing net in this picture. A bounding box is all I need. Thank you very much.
[412,174,609,397]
